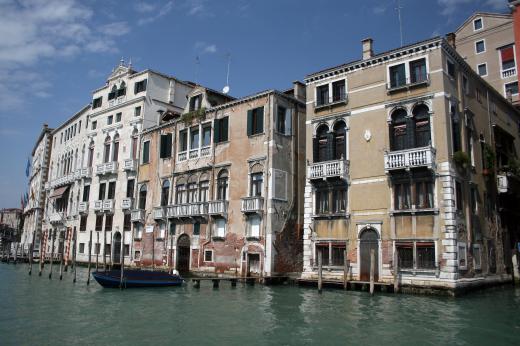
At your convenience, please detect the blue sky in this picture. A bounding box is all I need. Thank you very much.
[0,0,509,208]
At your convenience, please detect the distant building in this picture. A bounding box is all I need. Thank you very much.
[302,35,520,293]
[0,208,22,254]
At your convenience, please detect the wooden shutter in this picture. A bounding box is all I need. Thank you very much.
[247,110,253,136]
[285,109,292,135]
[214,119,221,143]
[160,135,166,158]
[165,133,172,157]
[257,107,264,133]
[222,117,229,141]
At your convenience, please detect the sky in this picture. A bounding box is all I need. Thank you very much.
[0,0,510,208]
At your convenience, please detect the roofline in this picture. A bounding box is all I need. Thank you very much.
[31,125,54,156]
[51,104,90,134]
[454,12,512,34]
[207,89,304,113]
[305,36,442,82]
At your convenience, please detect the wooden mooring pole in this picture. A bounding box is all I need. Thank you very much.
[369,248,375,296]
[63,229,69,272]
[38,231,44,276]
[28,230,36,275]
[343,251,349,290]
[87,231,92,285]
[59,234,64,280]
[72,228,77,284]
[103,229,107,271]
[120,235,125,289]
[318,251,323,294]
[49,230,55,280]
[393,250,399,294]
[96,231,99,271]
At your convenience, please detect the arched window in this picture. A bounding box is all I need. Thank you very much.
[187,175,198,203]
[117,81,126,97]
[390,108,408,151]
[250,164,263,197]
[333,121,347,160]
[217,169,229,200]
[131,128,138,160]
[161,180,170,206]
[104,136,111,163]
[413,104,431,147]
[199,173,209,202]
[138,185,147,210]
[313,124,330,162]
[175,177,186,204]
[88,141,94,167]
[112,133,120,162]
[108,85,117,100]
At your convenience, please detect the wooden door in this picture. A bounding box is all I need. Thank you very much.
[177,234,190,273]
[359,228,379,282]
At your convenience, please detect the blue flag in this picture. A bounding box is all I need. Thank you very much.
[25,157,30,177]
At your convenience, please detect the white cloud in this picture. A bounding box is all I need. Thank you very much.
[185,0,214,18]
[194,41,217,54]
[134,2,156,13]
[99,21,131,37]
[373,5,386,15]
[138,1,174,26]
[437,0,473,17]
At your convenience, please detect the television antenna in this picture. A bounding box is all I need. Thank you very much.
[396,0,404,47]
[222,53,231,94]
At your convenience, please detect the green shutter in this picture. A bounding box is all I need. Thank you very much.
[166,133,172,157]
[214,119,221,143]
[222,117,229,141]
[247,110,253,136]
[160,135,165,158]
[257,107,264,133]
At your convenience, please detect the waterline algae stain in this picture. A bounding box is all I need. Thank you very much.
[1,264,519,345]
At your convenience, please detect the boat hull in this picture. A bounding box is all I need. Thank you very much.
[92,269,184,288]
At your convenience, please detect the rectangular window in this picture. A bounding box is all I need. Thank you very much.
[204,250,213,262]
[115,112,122,122]
[451,105,461,152]
[458,243,467,270]
[447,59,456,78]
[95,214,103,232]
[247,107,264,136]
[316,244,329,266]
[190,127,200,149]
[179,130,188,152]
[332,185,347,213]
[142,141,150,164]
[98,183,106,200]
[475,40,485,54]
[473,244,482,269]
[104,214,113,232]
[82,185,90,202]
[410,58,427,84]
[193,222,200,236]
[91,121,97,130]
[123,214,131,232]
[277,106,287,135]
[332,80,346,102]
[389,63,406,88]
[134,250,141,260]
[394,182,411,210]
[134,79,147,94]
[189,94,202,111]
[107,115,113,125]
[477,63,487,76]
[127,179,135,198]
[330,245,345,266]
[134,106,141,117]
[316,85,329,106]
[107,181,116,199]
[105,244,111,257]
[94,243,100,255]
[214,117,229,143]
[397,244,413,269]
[474,18,483,31]
[500,46,516,70]
[416,243,435,269]
[455,181,463,212]
[124,245,130,256]
[214,218,226,237]
[250,172,263,197]
[462,75,469,95]
[169,222,176,235]
[315,187,330,214]
[248,215,261,238]
[80,215,87,232]
[201,125,211,147]
[160,133,172,158]
[415,180,434,209]
[505,81,519,96]
[92,97,102,109]
[79,243,85,254]
[199,181,209,202]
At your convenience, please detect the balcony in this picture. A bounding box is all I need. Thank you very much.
[131,209,145,223]
[93,200,103,212]
[241,196,264,213]
[121,198,133,210]
[308,159,349,180]
[387,74,430,93]
[502,68,516,79]
[208,200,228,215]
[102,199,114,213]
[96,161,119,175]
[384,146,436,172]
[314,93,348,110]
[49,212,63,224]
[78,202,89,214]
[189,149,199,160]
[123,159,137,172]
[153,206,166,220]
[178,151,187,162]
[167,202,208,218]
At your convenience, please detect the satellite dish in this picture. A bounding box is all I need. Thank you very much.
[222,85,230,94]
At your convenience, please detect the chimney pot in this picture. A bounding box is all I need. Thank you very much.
[362,38,374,60]
[446,32,456,48]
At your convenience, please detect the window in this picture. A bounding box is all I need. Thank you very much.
[316,242,346,267]
[193,222,200,236]
[474,18,483,31]
[179,130,188,152]
[88,143,94,167]
[98,183,106,200]
[276,106,292,136]
[115,112,122,122]
[387,58,429,88]
[160,133,172,158]
[161,180,170,206]
[134,79,147,94]
[477,63,487,77]
[214,218,226,238]
[104,214,113,231]
[505,81,519,96]
[394,178,433,210]
[389,63,406,88]
[313,124,331,162]
[451,104,461,152]
[199,180,209,202]
[169,222,176,235]
[397,244,413,269]
[394,182,411,210]
[217,170,228,200]
[475,40,485,54]
[396,242,435,270]
[332,80,346,102]
[123,214,131,232]
[248,215,261,238]
[134,106,142,117]
[458,242,467,270]
[105,244,111,257]
[142,141,150,164]
[214,117,229,143]
[82,185,90,202]
[204,250,213,262]
[250,172,263,197]
[470,186,479,215]
[108,85,117,100]
[124,245,130,256]
[107,115,113,125]
[447,59,456,78]
[91,121,97,130]
[500,45,516,71]
[333,121,346,159]
[413,105,431,147]
[187,180,197,203]
[107,181,116,199]
[316,84,329,106]
[247,107,264,136]
[94,243,100,255]
[92,97,102,109]
[134,225,143,240]
[95,214,103,232]
[175,183,186,204]
[132,134,138,160]
[126,179,135,198]
[134,250,141,260]
[190,127,200,149]
[79,243,85,254]
[103,136,111,163]
[189,94,202,111]
[117,81,126,97]
[112,134,119,162]
[139,185,147,210]
[80,215,87,232]
[314,181,348,215]
[410,58,427,84]
[455,180,463,212]
[473,244,482,269]
[202,125,211,147]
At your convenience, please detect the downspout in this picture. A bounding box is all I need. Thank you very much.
[263,94,272,277]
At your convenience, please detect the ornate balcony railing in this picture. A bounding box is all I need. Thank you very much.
[78,202,89,214]
[123,159,137,172]
[384,146,436,172]
[102,199,114,213]
[167,202,208,218]
[200,146,211,157]
[240,196,264,213]
[153,206,166,220]
[308,159,349,180]
[96,161,119,175]
[387,73,430,93]
[131,209,145,223]
[189,149,199,159]
[208,200,228,215]
[314,92,348,110]
[502,68,516,79]
[178,152,187,162]
[121,198,133,210]
[93,200,103,212]
[49,212,63,224]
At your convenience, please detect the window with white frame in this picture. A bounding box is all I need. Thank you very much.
[388,58,428,89]
[134,250,141,260]
[134,224,143,239]
[473,18,483,31]
[315,242,346,267]
[475,40,485,54]
[315,79,347,106]
[505,81,519,96]
[204,249,213,262]
[500,45,516,73]
[458,242,467,270]
[473,244,482,269]
[214,218,226,238]
[247,215,261,238]
[396,241,436,270]
[477,63,487,77]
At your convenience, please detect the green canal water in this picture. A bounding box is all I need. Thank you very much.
[1,264,519,346]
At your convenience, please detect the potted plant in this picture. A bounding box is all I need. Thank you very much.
[453,151,470,170]
[482,143,495,176]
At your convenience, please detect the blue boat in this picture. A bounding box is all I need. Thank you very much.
[92,269,184,288]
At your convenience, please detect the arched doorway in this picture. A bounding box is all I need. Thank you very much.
[359,228,379,282]
[177,234,190,273]
[113,232,121,265]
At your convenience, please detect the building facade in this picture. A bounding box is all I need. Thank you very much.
[301,36,520,292]
[20,124,53,257]
[132,83,306,277]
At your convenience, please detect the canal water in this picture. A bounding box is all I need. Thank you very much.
[1,264,519,346]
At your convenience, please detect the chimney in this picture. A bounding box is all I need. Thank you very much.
[293,81,306,102]
[362,38,374,60]
[446,32,456,48]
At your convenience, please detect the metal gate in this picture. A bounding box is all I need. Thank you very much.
[177,234,190,273]
[359,228,379,282]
